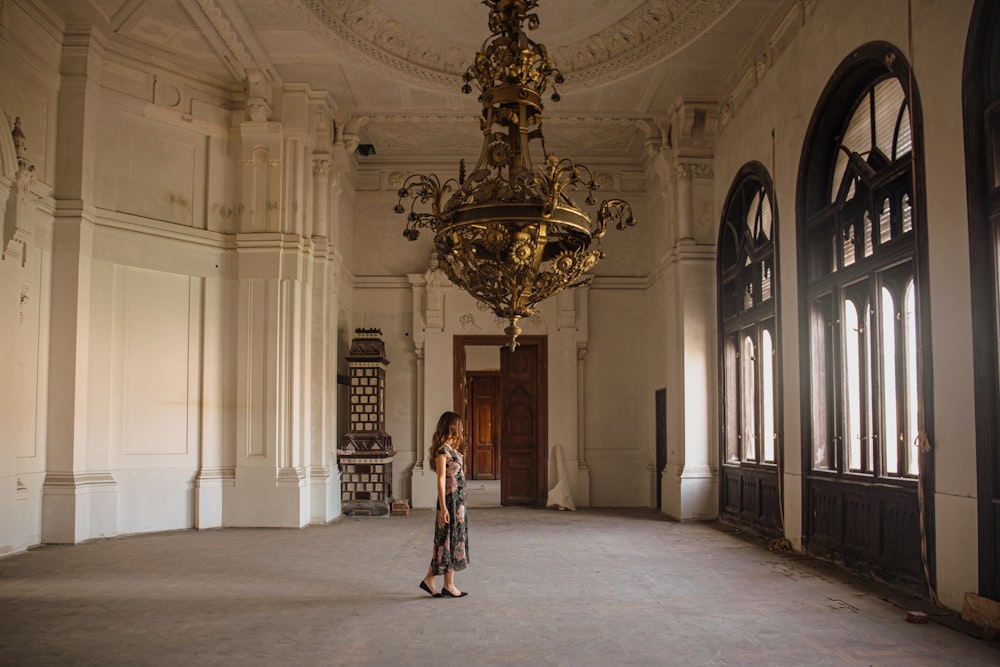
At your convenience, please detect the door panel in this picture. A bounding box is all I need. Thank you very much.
[500,339,546,506]
[468,373,499,480]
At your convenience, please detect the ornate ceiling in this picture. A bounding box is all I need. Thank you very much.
[41,0,794,165]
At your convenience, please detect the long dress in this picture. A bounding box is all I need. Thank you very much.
[430,443,469,575]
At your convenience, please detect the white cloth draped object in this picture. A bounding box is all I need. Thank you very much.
[546,443,576,511]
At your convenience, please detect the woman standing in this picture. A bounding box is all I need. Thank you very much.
[419,411,469,598]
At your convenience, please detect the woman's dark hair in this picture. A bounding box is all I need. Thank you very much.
[431,411,465,457]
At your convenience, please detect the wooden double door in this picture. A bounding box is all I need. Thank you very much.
[455,336,547,506]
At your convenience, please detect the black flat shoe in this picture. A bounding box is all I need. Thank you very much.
[440,589,468,597]
[419,581,440,597]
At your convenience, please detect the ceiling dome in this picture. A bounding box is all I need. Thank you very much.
[284,0,739,90]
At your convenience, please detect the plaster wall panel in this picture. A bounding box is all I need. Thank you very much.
[118,266,196,457]
[586,283,646,506]
[200,275,238,473]
[353,187,430,276]
[10,243,47,463]
[94,108,207,228]
[934,492,979,610]
[114,468,194,534]
[913,0,977,501]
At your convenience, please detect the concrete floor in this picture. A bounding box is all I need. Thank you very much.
[0,507,997,666]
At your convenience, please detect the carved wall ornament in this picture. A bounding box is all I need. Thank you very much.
[458,312,480,331]
[154,78,182,108]
[312,156,331,175]
[719,101,733,129]
[3,116,36,267]
[422,256,451,329]
[281,0,739,91]
[755,50,771,82]
[247,97,272,121]
[674,162,714,180]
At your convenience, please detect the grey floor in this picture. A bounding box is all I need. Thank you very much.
[1,507,997,666]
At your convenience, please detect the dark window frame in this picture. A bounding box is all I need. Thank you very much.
[718,162,781,470]
[963,0,1000,601]
[796,41,935,592]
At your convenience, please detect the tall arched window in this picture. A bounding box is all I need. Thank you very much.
[963,0,1000,601]
[797,42,932,592]
[718,162,781,537]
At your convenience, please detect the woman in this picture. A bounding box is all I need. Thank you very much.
[419,411,469,598]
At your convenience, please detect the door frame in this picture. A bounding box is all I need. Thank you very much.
[454,335,547,505]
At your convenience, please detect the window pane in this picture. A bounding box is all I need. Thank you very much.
[844,300,863,471]
[742,335,757,462]
[760,193,773,241]
[811,296,833,469]
[843,224,857,267]
[725,334,739,462]
[843,97,873,159]
[990,105,1000,189]
[874,78,906,159]
[762,329,776,463]
[747,191,761,238]
[896,102,913,159]
[882,287,899,474]
[762,262,772,302]
[901,194,912,233]
[879,198,892,244]
[904,281,919,475]
[865,300,875,472]
[863,210,874,257]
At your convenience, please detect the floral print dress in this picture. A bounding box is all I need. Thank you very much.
[430,443,469,575]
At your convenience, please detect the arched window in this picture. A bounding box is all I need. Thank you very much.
[717,162,781,537]
[797,42,931,591]
[963,0,1000,601]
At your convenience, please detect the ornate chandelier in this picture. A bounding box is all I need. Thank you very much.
[394,0,636,349]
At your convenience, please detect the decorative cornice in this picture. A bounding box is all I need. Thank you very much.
[721,0,818,129]
[195,0,255,72]
[282,0,739,92]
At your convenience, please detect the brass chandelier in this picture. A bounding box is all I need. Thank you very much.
[394,0,636,349]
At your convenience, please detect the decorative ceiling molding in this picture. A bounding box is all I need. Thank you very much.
[193,0,256,72]
[185,0,280,85]
[280,0,739,91]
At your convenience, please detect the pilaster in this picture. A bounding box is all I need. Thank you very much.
[650,97,720,520]
[42,27,118,543]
